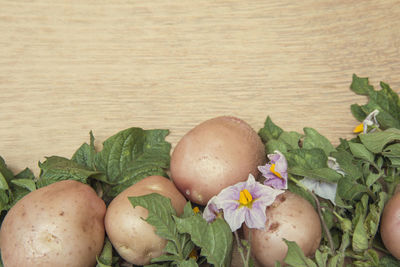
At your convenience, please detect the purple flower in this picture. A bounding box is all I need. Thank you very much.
[258,151,288,190]
[212,174,284,232]
[203,196,221,223]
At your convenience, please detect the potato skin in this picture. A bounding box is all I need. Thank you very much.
[0,180,106,267]
[244,191,321,267]
[104,175,187,265]
[380,192,400,259]
[170,116,266,205]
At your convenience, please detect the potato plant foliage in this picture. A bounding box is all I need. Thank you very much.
[0,74,399,266]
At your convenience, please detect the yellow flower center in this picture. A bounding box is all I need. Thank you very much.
[270,163,282,179]
[192,207,200,214]
[239,189,253,206]
[353,123,364,133]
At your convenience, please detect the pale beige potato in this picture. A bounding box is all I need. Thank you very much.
[244,191,322,267]
[170,116,266,205]
[0,180,106,267]
[380,191,400,260]
[105,175,187,265]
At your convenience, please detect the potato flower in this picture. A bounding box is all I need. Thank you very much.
[203,196,221,223]
[353,109,380,134]
[205,174,283,232]
[258,151,288,190]
[299,157,345,205]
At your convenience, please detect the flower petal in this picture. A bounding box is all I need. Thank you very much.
[203,196,220,223]
[223,206,247,232]
[244,205,267,229]
[300,177,337,205]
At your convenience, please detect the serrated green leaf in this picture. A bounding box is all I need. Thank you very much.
[348,142,375,164]
[283,239,317,267]
[72,131,96,169]
[174,215,233,267]
[94,128,171,197]
[37,156,99,188]
[303,128,336,156]
[359,128,400,153]
[258,116,284,143]
[350,74,374,96]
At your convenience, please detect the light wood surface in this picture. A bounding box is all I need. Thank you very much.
[1,1,400,266]
[1,1,399,176]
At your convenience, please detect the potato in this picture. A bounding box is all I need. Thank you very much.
[105,175,187,265]
[380,191,400,259]
[170,116,266,205]
[243,191,321,267]
[0,180,106,267]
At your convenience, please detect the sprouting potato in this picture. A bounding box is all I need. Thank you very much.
[170,116,266,205]
[0,180,106,267]
[104,175,187,265]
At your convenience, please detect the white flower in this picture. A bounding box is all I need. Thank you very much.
[353,109,380,134]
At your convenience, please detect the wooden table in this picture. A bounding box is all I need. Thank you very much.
[1,0,400,264]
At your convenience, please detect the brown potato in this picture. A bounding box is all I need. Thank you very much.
[380,191,400,259]
[243,191,321,267]
[104,175,187,265]
[0,180,106,267]
[170,116,266,205]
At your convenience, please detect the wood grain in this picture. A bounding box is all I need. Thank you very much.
[1,0,400,265]
[2,1,399,176]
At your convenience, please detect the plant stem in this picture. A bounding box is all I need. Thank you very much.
[245,231,252,265]
[234,231,248,267]
[289,176,336,255]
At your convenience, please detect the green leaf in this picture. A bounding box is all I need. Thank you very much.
[37,156,99,188]
[10,179,36,192]
[348,142,375,164]
[382,143,400,157]
[290,167,341,183]
[94,128,171,197]
[278,131,302,150]
[350,74,374,96]
[337,176,368,201]
[266,139,289,154]
[378,254,400,266]
[72,130,96,169]
[129,193,178,241]
[314,248,328,267]
[331,150,363,181]
[96,238,113,267]
[15,168,35,180]
[0,156,14,184]
[174,215,233,267]
[285,148,328,170]
[359,128,400,153]
[283,239,317,267]
[259,116,284,142]
[351,104,368,122]
[303,128,336,156]
[178,258,198,267]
